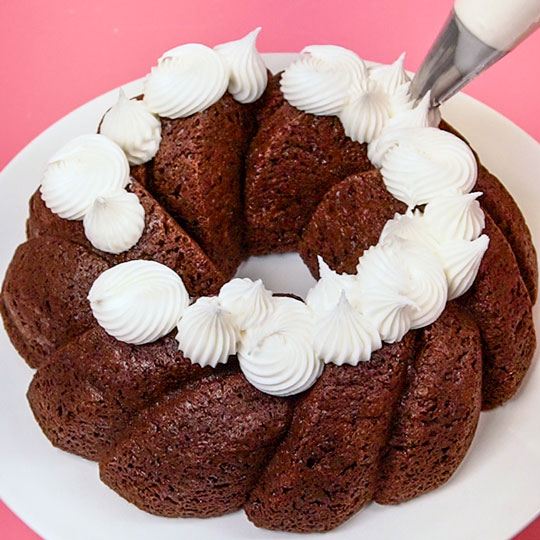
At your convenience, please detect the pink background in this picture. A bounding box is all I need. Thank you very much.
[0,0,539,538]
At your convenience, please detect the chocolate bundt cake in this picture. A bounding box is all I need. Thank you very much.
[1,33,537,534]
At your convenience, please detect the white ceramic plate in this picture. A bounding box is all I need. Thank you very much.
[1,54,539,540]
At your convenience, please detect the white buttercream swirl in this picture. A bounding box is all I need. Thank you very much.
[176,296,239,368]
[437,235,490,300]
[379,210,438,251]
[218,278,274,330]
[338,78,392,143]
[368,93,441,168]
[369,54,413,117]
[306,256,362,311]
[302,45,368,90]
[280,45,368,116]
[41,134,130,220]
[143,43,228,119]
[369,53,410,94]
[380,127,478,207]
[313,292,381,365]
[215,28,268,104]
[280,55,351,116]
[100,90,162,165]
[88,260,189,345]
[83,189,145,254]
[239,297,322,396]
[424,191,485,242]
[358,240,448,333]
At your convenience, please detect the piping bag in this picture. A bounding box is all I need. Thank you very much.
[410,0,540,106]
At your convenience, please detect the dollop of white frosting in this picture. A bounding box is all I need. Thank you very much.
[438,235,490,300]
[100,90,162,165]
[89,260,189,345]
[280,54,351,116]
[368,93,441,167]
[358,240,448,333]
[379,210,438,251]
[380,127,478,207]
[306,256,362,311]
[215,28,268,104]
[338,78,392,143]
[360,286,418,343]
[424,191,485,242]
[280,45,368,116]
[218,277,274,330]
[176,296,239,368]
[369,53,409,94]
[313,292,381,365]
[83,189,145,254]
[143,43,228,119]
[239,297,322,396]
[302,45,369,89]
[41,134,130,220]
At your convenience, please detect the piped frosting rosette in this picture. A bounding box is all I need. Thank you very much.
[41,134,145,254]
[89,260,190,344]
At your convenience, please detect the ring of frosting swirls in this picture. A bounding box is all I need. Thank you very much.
[176,296,239,368]
[79,44,492,398]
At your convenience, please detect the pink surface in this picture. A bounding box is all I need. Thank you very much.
[0,0,539,538]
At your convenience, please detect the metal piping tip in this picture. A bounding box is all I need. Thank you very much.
[410,11,505,107]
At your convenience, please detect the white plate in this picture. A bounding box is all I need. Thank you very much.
[0,53,539,540]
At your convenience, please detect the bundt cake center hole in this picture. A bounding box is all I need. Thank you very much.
[234,253,316,300]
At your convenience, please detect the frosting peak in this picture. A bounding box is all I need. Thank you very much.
[83,189,145,254]
[215,28,268,104]
[380,127,478,207]
[424,191,485,242]
[306,256,362,311]
[218,277,274,330]
[339,78,392,143]
[369,52,409,95]
[100,90,162,165]
[280,54,351,116]
[143,43,228,119]
[438,235,490,300]
[358,240,448,333]
[313,292,381,365]
[176,296,239,368]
